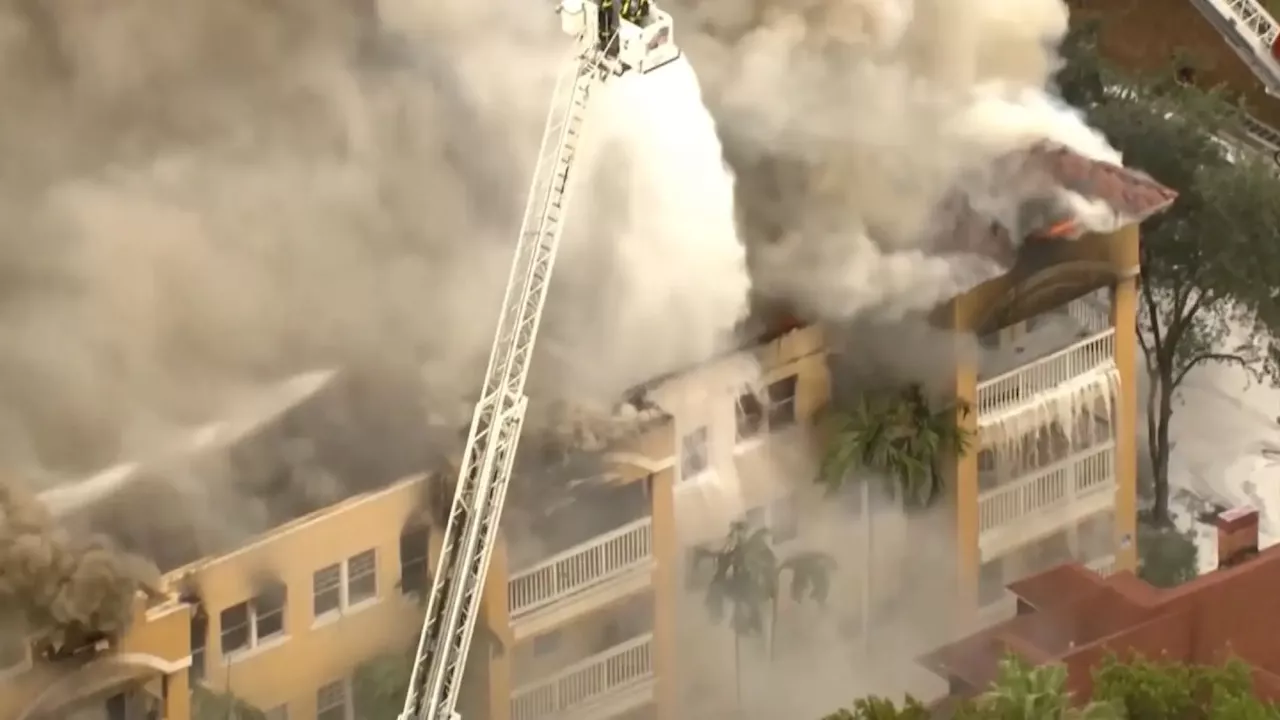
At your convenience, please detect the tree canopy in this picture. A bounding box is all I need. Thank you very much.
[821,653,1280,719]
[1058,21,1280,525]
[818,384,972,507]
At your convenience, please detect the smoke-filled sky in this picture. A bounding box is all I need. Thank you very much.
[0,0,1129,650]
[0,0,1117,484]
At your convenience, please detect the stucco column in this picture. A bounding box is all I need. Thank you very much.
[484,536,513,720]
[164,670,191,720]
[1111,271,1140,572]
[650,469,679,720]
[950,299,980,627]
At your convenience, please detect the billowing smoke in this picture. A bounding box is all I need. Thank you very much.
[0,482,159,652]
[669,0,1119,322]
[0,0,748,636]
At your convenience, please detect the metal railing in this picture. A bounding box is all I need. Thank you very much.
[1194,0,1280,92]
[510,633,654,720]
[978,444,1116,533]
[508,517,653,617]
[976,329,1116,419]
[1086,554,1118,578]
[1065,294,1112,336]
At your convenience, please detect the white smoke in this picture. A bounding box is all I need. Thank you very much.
[0,0,749,483]
[672,0,1121,322]
[542,56,751,404]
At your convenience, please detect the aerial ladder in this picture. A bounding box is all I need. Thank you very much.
[399,3,680,719]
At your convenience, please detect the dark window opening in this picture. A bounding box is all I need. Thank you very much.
[400,526,430,596]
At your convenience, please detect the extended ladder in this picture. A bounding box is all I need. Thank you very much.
[400,46,605,720]
[1192,0,1280,94]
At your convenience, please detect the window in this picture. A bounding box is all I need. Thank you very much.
[399,526,430,596]
[532,630,561,657]
[771,494,799,543]
[766,376,798,428]
[189,613,207,684]
[220,603,250,655]
[264,706,289,720]
[316,679,348,720]
[314,564,343,617]
[314,550,379,621]
[735,391,765,442]
[254,583,287,640]
[347,550,378,605]
[680,427,709,480]
[220,582,287,657]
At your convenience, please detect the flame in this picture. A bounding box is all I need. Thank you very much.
[1043,218,1079,238]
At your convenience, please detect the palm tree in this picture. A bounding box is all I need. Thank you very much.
[690,521,836,707]
[819,384,973,508]
[957,656,1121,720]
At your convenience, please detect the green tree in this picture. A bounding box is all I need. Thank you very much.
[1136,522,1199,588]
[1082,71,1280,525]
[352,648,414,720]
[819,384,973,507]
[1093,653,1280,718]
[691,521,836,707]
[819,654,1280,719]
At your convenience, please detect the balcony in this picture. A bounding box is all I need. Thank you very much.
[1086,554,1118,577]
[978,444,1117,560]
[977,329,1117,422]
[508,518,654,637]
[510,633,656,720]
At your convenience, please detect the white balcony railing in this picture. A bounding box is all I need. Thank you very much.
[977,329,1116,419]
[978,443,1116,534]
[1065,295,1111,336]
[508,517,653,618]
[510,633,655,720]
[1086,554,1118,578]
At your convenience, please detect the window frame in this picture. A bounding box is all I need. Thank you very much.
[313,563,344,619]
[219,582,287,659]
[765,375,798,429]
[399,526,430,597]
[346,549,379,606]
[313,549,381,622]
[316,678,349,720]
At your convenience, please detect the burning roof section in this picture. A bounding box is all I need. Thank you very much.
[930,142,1179,277]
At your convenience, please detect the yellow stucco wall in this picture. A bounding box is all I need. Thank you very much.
[0,595,194,720]
[948,227,1142,610]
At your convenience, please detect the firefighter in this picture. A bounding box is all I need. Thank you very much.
[620,0,650,23]
[598,0,618,55]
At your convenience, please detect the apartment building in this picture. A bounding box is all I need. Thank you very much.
[0,146,1177,720]
[944,150,1178,629]
[0,321,828,720]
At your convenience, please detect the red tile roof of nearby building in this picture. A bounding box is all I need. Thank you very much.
[918,516,1280,703]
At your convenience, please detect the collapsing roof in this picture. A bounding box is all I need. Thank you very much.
[929,143,1178,277]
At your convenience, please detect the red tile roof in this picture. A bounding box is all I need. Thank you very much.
[927,143,1177,280]
[918,546,1280,702]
